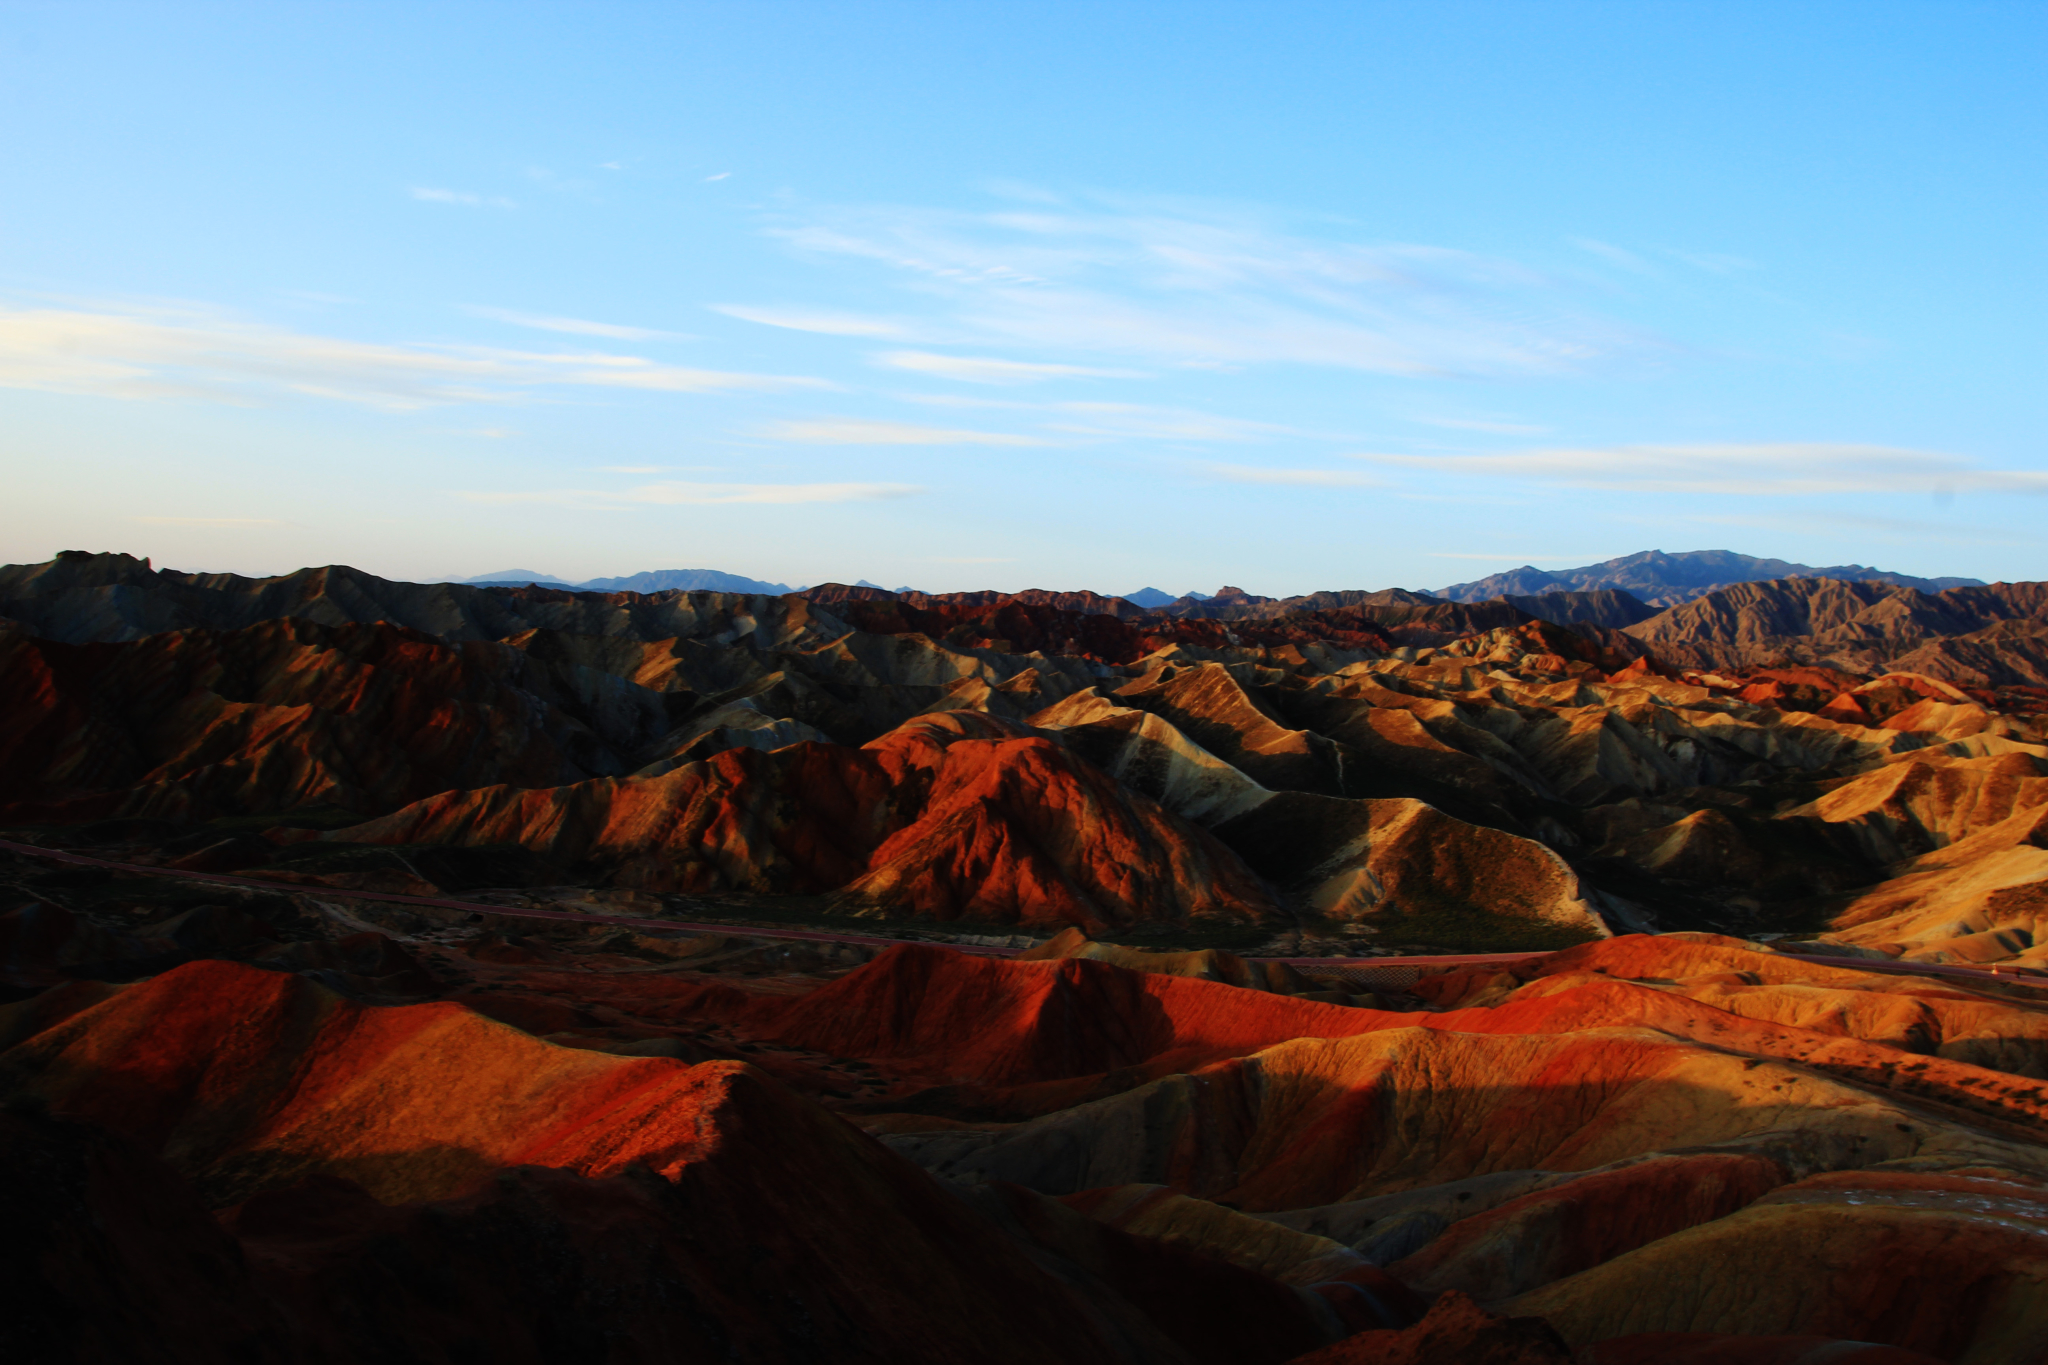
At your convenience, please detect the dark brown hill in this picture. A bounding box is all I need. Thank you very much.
[1167,589,1538,644]
[1625,577,2048,682]
[1501,590,1659,631]
[805,584,1396,663]
[0,617,690,823]
[0,551,852,649]
[1161,586,1653,643]
[805,582,1150,619]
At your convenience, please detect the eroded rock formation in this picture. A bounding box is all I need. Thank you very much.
[7,551,2048,1361]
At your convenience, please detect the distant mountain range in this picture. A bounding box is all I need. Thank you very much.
[458,570,1211,604]
[459,568,795,595]
[1432,549,1985,608]
[447,551,1996,619]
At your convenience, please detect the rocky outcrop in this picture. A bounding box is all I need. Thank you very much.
[1017,927,1312,993]
[1506,1171,2048,1363]
[1214,794,1607,942]
[17,550,2048,1362]
[1500,590,1661,630]
[0,551,856,649]
[1625,577,2048,682]
[0,617,690,822]
[326,712,1278,931]
[12,552,2048,959]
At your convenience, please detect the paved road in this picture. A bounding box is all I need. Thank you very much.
[4,836,2041,992]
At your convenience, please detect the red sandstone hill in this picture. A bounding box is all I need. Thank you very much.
[326,711,1278,930]
[0,959,1351,1364]
[4,925,2043,1362]
[13,551,2048,1361]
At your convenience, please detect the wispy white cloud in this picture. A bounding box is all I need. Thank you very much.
[712,304,910,337]
[897,394,1302,444]
[466,306,681,341]
[1409,415,1550,435]
[411,187,516,209]
[758,416,1047,446]
[1351,443,2048,497]
[1570,237,1659,276]
[129,516,285,527]
[748,196,1662,378]
[460,481,921,508]
[875,351,1145,384]
[0,301,824,409]
[1203,463,1382,488]
[704,172,731,182]
[1048,403,1300,443]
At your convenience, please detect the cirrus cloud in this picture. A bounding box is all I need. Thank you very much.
[744,194,1664,378]
[1203,463,1383,488]
[465,306,681,341]
[711,304,912,338]
[874,351,1146,384]
[758,416,1047,446]
[0,300,825,409]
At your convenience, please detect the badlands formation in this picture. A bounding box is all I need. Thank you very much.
[5,549,2048,1362]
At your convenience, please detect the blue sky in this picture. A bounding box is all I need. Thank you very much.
[2,1,2042,595]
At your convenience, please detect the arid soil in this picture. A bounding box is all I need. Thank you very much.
[5,550,2048,1362]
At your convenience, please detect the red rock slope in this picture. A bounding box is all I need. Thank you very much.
[1,958,1342,1365]
[328,711,1278,930]
[643,934,2048,1361]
